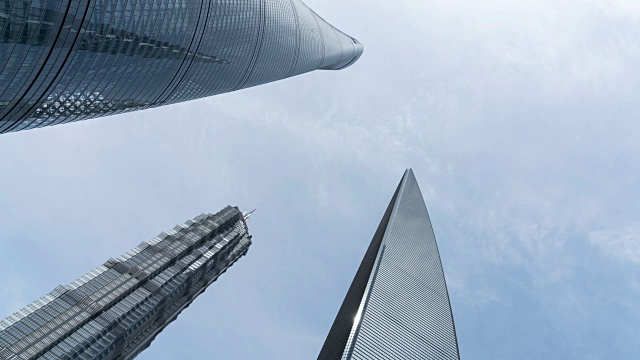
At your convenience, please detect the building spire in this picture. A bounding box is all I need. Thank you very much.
[243,209,257,221]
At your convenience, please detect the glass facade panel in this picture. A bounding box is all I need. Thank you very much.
[0,206,253,359]
[0,0,363,134]
[318,169,461,360]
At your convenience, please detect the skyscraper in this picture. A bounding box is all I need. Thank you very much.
[0,206,252,359]
[0,0,363,134]
[318,169,460,360]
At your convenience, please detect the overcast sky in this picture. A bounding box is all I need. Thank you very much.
[2,0,640,359]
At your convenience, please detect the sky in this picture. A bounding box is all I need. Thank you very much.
[2,0,640,359]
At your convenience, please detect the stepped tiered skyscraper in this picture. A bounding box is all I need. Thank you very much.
[318,169,460,360]
[0,206,252,359]
[0,0,363,134]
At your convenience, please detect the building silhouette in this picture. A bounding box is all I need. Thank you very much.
[0,206,252,359]
[0,0,363,134]
[318,169,460,360]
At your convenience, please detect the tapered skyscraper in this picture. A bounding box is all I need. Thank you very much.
[318,169,460,360]
[0,0,363,133]
[0,206,252,359]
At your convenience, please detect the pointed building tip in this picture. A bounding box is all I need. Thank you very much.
[407,168,416,178]
[243,209,256,221]
[397,169,409,185]
[399,168,418,190]
[401,168,414,180]
[319,163,459,360]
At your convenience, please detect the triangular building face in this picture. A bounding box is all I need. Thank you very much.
[318,169,460,360]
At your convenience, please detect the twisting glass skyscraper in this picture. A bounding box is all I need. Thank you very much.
[0,0,363,134]
[0,206,252,359]
[318,169,460,360]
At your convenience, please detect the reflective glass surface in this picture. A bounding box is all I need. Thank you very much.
[0,0,363,134]
[319,170,460,360]
[0,206,252,359]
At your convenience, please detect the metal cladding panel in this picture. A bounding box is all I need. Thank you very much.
[0,0,363,134]
[319,169,460,360]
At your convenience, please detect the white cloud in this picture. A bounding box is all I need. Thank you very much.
[590,224,640,264]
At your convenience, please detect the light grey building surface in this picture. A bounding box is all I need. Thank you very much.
[0,0,363,134]
[0,206,252,359]
[318,169,460,360]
